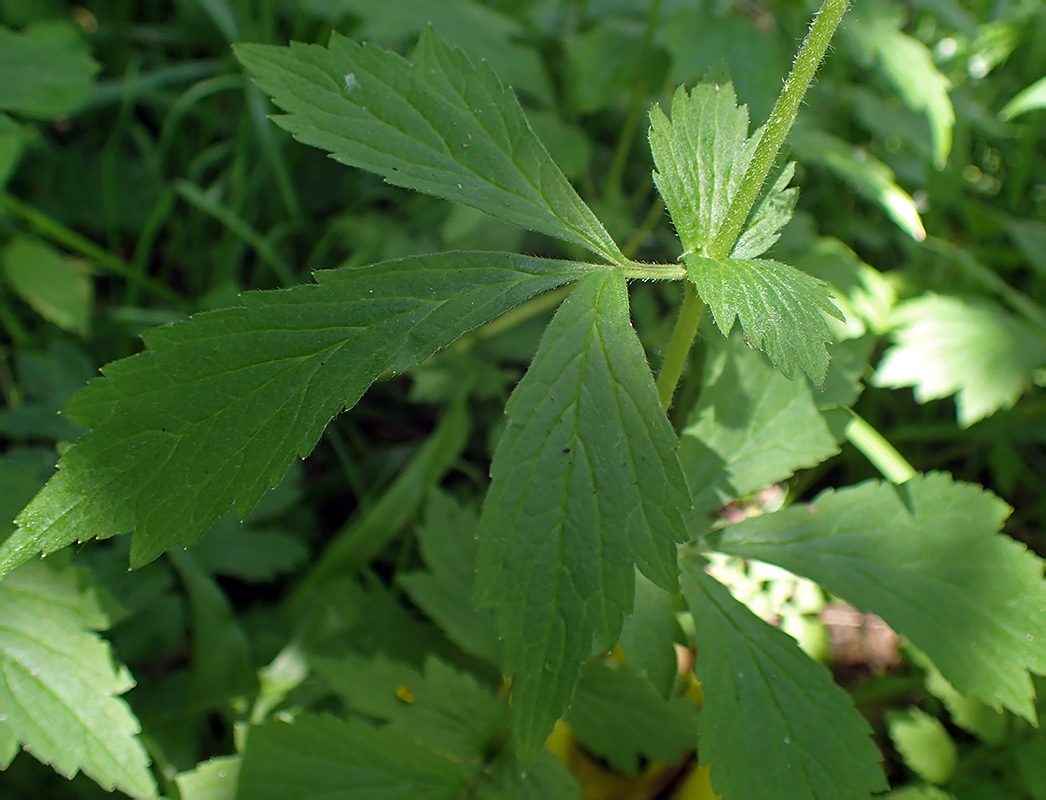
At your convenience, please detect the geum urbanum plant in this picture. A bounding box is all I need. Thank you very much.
[3,1,1046,797]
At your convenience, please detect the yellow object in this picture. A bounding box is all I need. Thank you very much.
[673,765,721,800]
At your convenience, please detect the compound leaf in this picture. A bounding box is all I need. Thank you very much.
[685,255,840,383]
[717,473,1046,721]
[2,252,596,577]
[873,294,1046,427]
[237,714,468,800]
[680,559,886,800]
[235,29,622,262]
[680,334,839,517]
[475,269,690,762]
[0,561,157,798]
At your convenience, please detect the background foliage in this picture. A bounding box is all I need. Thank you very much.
[1,0,1045,798]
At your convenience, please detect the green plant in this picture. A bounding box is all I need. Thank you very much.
[1,1,1045,799]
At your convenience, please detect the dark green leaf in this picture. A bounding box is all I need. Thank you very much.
[235,30,622,262]
[2,252,595,576]
[618,573,684,698]
[680,559,886,800]
[475,270,690,762]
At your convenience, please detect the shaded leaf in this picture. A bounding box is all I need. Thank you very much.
[3,237,93,335]
[235,30,622,261]
[685,255,840,383]
[717,473,1046,721]
[680,558,886,800]
[0,22,98,119]
[886,708,957,785]
[2,252,595,577]
[475,270,690,761]
[618,573,684,698]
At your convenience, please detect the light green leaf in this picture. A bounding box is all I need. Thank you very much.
[873,295,1046,427]
[791,127,926,241]
[236,714,468,800]
[3,237,93,335]
[618,573,684,698]
[475,269,690,762]
[0,723,17,768]
[886,708,958,785]
[0,561,157,798]
[685,255,841,383]
[235,30,622,262]
[2,252,595,577]
[732,163,799,260]
[649,81,761,256]
[1001,75,1046,120]
[680,334,839,517]
[0,22,99,119]
[399,492,500,665]
[680,559,886,800]
[175,756,240,800]
[845,0,954,168]
[716,473,1046,721]
[566,660,696,776]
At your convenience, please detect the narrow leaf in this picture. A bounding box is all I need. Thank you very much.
[0,561,157,798]
[717,473,1046,721]
[680,558,886,800]
[3,252,596,577]
[680,334,839,516]
[685,255,841,383]
[235,30,622,262]
[236,714,467,800]
[475,269,690,761]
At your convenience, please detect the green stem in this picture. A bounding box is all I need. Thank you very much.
[656,282,704,411]
[707,0,850,261]
[844,410,917,484]
[0,192,186,307]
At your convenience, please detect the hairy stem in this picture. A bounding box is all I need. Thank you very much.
[657,282,705,411]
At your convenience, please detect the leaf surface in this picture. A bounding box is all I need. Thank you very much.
[2,252,595,576]
[236,714,468,800]
[0,561,157,798]
[680,559,886,800]
[475,269,690,761]
[680,334,839,516]
[3,237,93,336]
[0,22,99,119]
[235,30,622,262]
[618,573,684,698]
[873,294,1046,427]
[685,255,840,382]
[717,473,1046,721]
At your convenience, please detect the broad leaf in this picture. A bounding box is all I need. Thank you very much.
[235,30,622,262]
[475,269,690,761]
[237,714,468,800]
[873,294,1046,427]
[0,22,99,119]
[0,561,157,798]
[474,751,579,800]
[3,237,93,336]
[680,559,886,800]
[565,660,697,776]
[680,334,839,517]
[174,756,240,800]
[618,573,684,698]
[885,708,957,785]
[399,492,500,665]
[716,473,1046,721]
[3,253,595,576]
[648,81,761,256]
[685,255,841,382]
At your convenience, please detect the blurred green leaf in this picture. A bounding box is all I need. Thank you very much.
[886,707,958,785]
[0,21,98,119]
[618,573,684,698]
[565,19,667,114]
[1000,75,1046,120]
[174,756,240,800]
[874,295,1046,427]
[2,237,93,335]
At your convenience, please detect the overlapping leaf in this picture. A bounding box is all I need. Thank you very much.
[680,334,839,517]
[2,253,596,576]
[475,270,690,762]
[681,559,886,800]
[235,29,622,262]
[0,561,157,798]
[717,473,1046,721]
[686,255,840,382]
[874,294,1046,427]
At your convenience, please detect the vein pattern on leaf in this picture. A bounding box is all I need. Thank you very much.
[0,562,157,799]
[235,29,623,262]
[681,559,886,800]
[686,255,840,382]
[717,473,1046,721]
[475,269,690,762]
[3,253,597,576]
